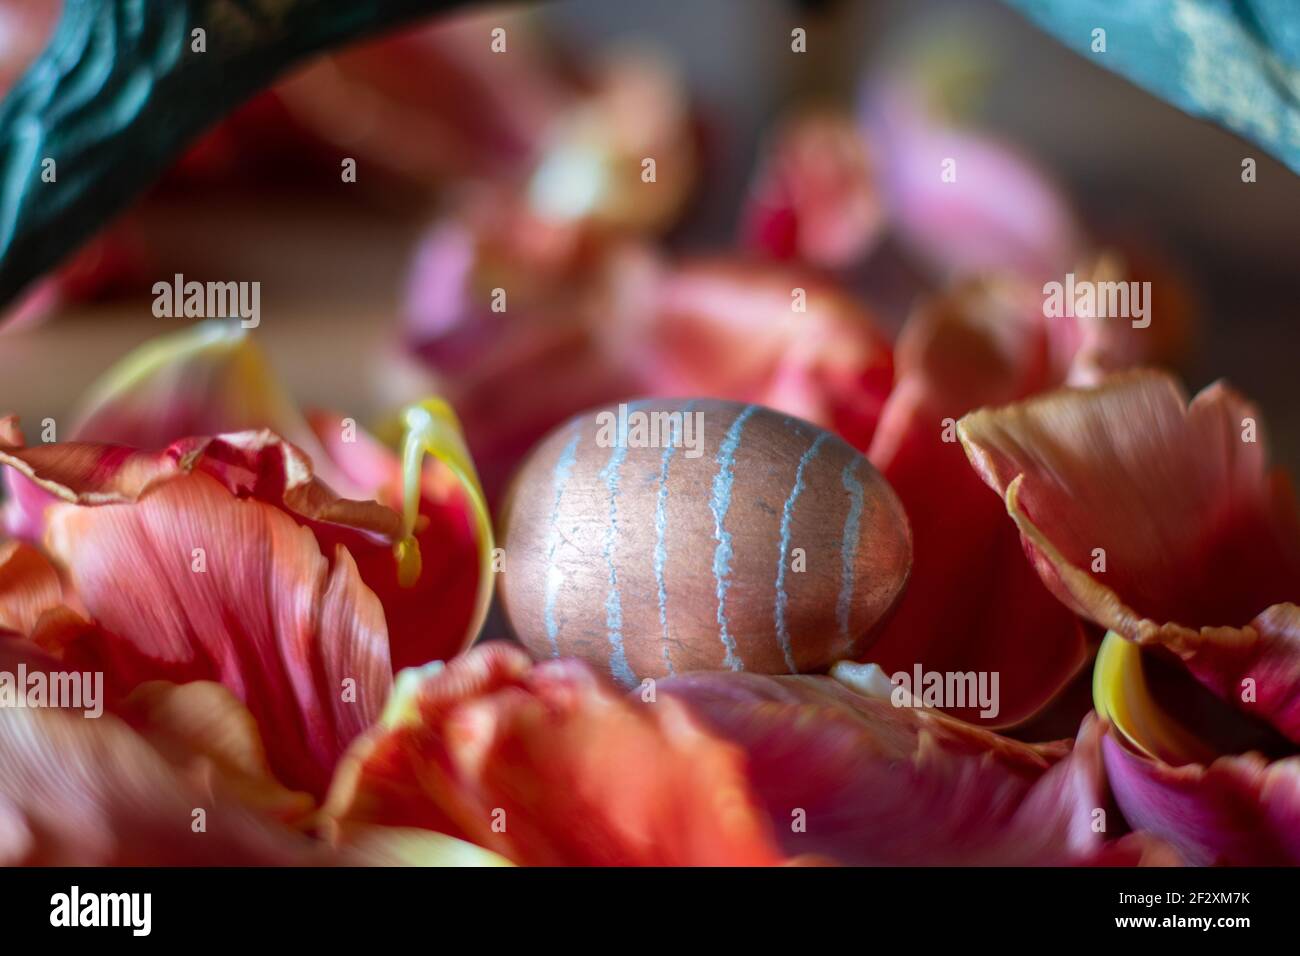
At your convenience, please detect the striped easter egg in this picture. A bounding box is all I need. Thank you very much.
[497,399,912,685]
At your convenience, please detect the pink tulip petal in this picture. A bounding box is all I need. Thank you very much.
[1103,731,1300,865]
[44,472,392,797]
[660,671,1169,864]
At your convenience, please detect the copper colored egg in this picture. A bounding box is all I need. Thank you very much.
[498,399,912,685]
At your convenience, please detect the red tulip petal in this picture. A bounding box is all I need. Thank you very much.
[0,706,335,865]
[326,643,788,865]
[307,404,489,670]
[44,472,392,797]
[865,282,1089,726]
[661,672,1173,865]
[1103,731,1300,865]
[959,370,1300,738]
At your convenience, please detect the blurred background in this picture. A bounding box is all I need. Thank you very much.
[2,0,1298,474]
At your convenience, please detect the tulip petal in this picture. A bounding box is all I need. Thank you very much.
[1092,631,1216,767]
[325,643,788,865]
[0,706,335,865]
[864,282,1089,726]
[959,370,1300,738]
[0,540,64,636]
[118,680,317,823]
[741,112,884,269]
[3,418,399,528]
[44,472,392,797]
[864,83,1082,281]
[1103,732,1300,866]
[659,671,1160,864]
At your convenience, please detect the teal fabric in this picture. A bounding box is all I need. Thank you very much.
[1005,0,1300,176]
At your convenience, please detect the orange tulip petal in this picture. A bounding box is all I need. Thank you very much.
[326,643,787,865]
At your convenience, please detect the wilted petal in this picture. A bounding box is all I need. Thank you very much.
[865,282,1088,726]
[660,671,1168,865]
[959,370,1300,736]
[325,643,788,865]
[0,706,334,865]
[44,473,392,797]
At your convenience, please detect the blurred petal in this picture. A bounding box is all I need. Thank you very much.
[865,282,1088,726]
[959,370,1300,736]
[864,84,1082,282]
[660,671,1170,865]
[342,825,512,866]
[741,112,884,269]
[639,257,894,449]
[0,706,334,865]
[70,321,358,496]
[1064,248,1198,386]
[45,472,392,798]
[325,643,788,865]
[274,10,572,187]
[404,206,642,502]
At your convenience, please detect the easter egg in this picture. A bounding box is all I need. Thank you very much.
[498,399,912,685]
